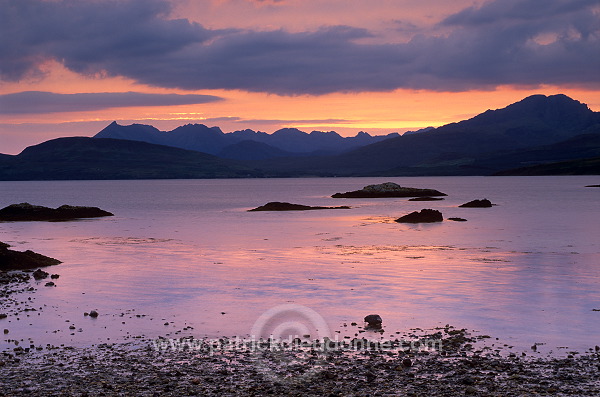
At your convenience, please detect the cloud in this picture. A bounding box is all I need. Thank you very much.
[0,91,222,114]
[1,0,599,95]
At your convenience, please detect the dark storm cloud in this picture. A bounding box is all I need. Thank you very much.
[0,91,222,114]
[1,0,599,95]
[443,0,598,26]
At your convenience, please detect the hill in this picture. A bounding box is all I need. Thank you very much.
[0,137,262,180]
[250,94,600,176]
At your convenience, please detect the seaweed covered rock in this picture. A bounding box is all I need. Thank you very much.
[395,209,443,223]
[0,242,61,271]
[332,182,446,198]
[0,202,113,221]
[249,202,350,211]
[408,197,445,201]
[459,199,493,208]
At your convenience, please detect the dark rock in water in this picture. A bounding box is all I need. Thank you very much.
[0,242,62,271]
[50,274,60,279]
[459,199,493,208]
[448,217,468,222]
[249,202,350,211]
[0,202,113,222]
[0,314,7,320]
[585,184,600,187]
[402,358,412,368]
[89,310,99,318]
[44,281,55,287]
[395,209,443,223]
[32,269,49,280]
[364,314,383,329]
[408,196,445,201]
[332,182,446,198]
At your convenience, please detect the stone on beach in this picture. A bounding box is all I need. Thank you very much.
[364,314,383,329]
[332,182,446,198]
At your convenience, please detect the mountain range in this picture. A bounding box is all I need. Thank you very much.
[0,94,598,180]
[95,122,402,160]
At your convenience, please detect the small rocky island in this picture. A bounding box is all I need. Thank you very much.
[458,199,493,208]
[395,209,443,223]
[332,182,446,198]
[0,202,113,222]
[0,241,61,271]
[408,197,445,201]
[249,202,351,211]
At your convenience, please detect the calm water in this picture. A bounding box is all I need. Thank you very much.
[0,177,599,354]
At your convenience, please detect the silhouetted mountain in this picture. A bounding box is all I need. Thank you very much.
[2,94,599,180]
[250,94,600,176]
[0,137,262,180]
[94,122,399,159]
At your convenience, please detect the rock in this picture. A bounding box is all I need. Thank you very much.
[44,281,55,287]
[0,202,113,222]
[3,329,8,334]
[89,310,99,318]
[448,217,468,222]
[332,183,446,198]
[402,358,412,367]
[0,314,7,319]
[585,184,600,187]
[32,269,49,280]
[395,209,443,223]
[50,274,60,279]
[364,314,382,329]
[459,199,493,208]
[408,197,445,201]
[248,202,350,211]
[0,242,62,271]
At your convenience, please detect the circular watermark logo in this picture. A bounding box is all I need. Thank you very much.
[249,304,333,384]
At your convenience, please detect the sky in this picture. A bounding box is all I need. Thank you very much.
[1,0,599,154]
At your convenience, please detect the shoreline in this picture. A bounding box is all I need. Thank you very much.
[2,270,600,395]
[1,330,599,396]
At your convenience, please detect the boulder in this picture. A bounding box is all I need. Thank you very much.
[448,217,468,222]
[0,242,62,271]
[249,202,350,211]
[458,199,493,208]
[364,314,383,330]
[0,203,113,222]
[585,185,600,187]
[332,182,446,198]
[32,269,49,280]
[395,209,443,223]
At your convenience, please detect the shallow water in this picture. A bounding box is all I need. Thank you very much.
[0,176,599,354]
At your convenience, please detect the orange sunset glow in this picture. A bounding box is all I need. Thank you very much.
[1,0,599,154]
